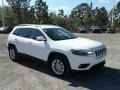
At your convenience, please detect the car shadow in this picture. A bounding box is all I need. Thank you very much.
[14,58,120,90]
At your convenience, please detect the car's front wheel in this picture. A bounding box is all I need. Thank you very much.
[50,56,70,77]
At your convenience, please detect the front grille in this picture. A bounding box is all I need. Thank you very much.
[95,48,106,57]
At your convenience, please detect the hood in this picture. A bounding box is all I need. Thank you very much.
[55,37,103,50]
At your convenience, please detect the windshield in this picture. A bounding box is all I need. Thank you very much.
[44,28,78,41]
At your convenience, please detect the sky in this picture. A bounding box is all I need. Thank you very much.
[0,0,120,15]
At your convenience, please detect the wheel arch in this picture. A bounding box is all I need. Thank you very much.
[47,51,71,69]
[8,43,17,50]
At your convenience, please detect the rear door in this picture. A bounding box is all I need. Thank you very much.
[13,28,31,54]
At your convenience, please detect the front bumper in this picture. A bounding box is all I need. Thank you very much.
[67,53,106,70]
[90,61,105,69]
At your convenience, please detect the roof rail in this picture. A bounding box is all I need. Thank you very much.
[19,24,37,26]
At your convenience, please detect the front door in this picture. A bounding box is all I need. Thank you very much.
[27,28,49,61]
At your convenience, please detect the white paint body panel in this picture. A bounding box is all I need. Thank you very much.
[7,25,106,70]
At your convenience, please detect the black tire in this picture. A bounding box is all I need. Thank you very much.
[9,46,19,61]
[49,55,71,77]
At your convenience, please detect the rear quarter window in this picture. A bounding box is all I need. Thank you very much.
[13,28,20,36]
[19,28,31,38]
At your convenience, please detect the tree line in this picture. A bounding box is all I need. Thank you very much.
[0,0,120,32]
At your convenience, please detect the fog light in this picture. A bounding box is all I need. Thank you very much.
[78,64,90,69]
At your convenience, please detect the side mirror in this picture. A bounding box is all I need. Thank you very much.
[36,36,46,41]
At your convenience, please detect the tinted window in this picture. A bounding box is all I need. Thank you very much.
[19,28,31,38]
[13,28,20,35]
[30,29,44,39]
[44,28,77,41]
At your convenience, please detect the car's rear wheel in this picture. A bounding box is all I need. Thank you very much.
[9,47,19,61]
[50,56,70,77]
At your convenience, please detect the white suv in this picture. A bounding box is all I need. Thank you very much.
[7,24,107,77]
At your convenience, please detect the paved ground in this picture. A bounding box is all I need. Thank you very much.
[0,34,120,90]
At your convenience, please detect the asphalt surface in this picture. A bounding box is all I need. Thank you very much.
[0,34,120,90]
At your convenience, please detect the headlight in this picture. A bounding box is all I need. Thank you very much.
[71,49,94,56]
